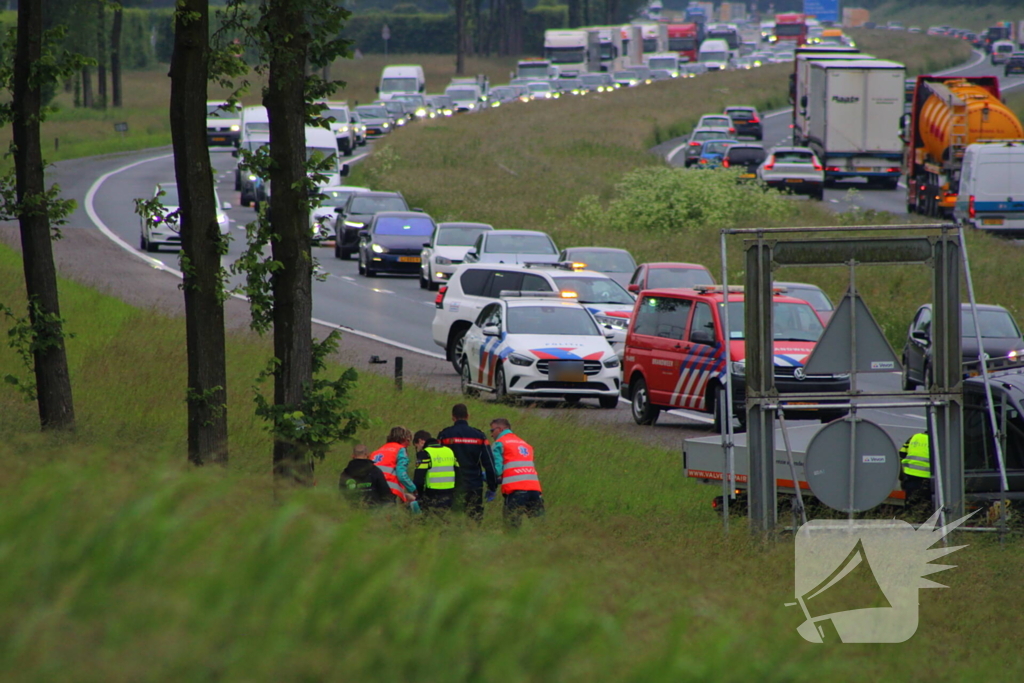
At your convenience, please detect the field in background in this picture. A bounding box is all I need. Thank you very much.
[865,2,1021,32]
[2,240,1024,680]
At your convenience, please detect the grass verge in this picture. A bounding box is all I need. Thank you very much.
[865,3,1020,32]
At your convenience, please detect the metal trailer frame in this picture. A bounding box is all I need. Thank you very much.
[716,222,1010,535]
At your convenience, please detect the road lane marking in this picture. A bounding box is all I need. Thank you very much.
[84,151,446,361]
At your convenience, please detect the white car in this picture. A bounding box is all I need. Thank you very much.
[319,101,357,156]
[527,82,559,99]
[206,100,241,147]
[432,262,636,372]
[311,185,370,244]
[696,114,735,135]
[459,295,621,408]
[420,222,494,291]
[139,182,231,253]
[757,146,825,201]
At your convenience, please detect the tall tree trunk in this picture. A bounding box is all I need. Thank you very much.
[96,0,107,109]
[170,0,229,466]
[110,5,123,107]
[81,66,93,108]
[12,0,75,430]
[455,0,466,74]
[264,0,314,483]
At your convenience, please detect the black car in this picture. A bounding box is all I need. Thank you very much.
[1006,53,1024,76]
[963,366,1024,502]
[722,144,766,178]
[902,303,1024,390]
[358,211,437,277]
[333,191,409,259]
[723,106,763,140]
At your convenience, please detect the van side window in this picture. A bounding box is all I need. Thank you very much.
[460,269,492,296]
[689,302,716,344]
[521,274,553,292]
[634,296,661,336]
[485,271,524,298]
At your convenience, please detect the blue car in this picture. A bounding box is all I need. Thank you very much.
[695,139,737,168]
[358,211,437,277]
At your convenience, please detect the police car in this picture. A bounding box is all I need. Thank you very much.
[432,262,636,372]
[459,294,622,408]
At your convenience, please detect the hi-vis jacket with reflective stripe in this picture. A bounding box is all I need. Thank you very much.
[900,433,931,479]
[493,430,542,495]
[418,444,458,490]
[371,442,414,501]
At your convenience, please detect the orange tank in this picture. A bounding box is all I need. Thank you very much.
[918,79,1024,164]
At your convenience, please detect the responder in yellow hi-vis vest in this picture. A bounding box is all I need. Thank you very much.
[899,432,932,511]
[412,430,458,516]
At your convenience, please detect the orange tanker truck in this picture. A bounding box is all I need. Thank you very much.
[904,76,1024,217]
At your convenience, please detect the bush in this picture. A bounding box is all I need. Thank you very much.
[571,167,795,238]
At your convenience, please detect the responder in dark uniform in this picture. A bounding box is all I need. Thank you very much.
[412,430,458,516]
[437,403,498,522]
[899,432,932,518]
[339,444,395,508]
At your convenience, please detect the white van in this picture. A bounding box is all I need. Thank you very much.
[955,141,1024,234]
[239,105,269,145]
[991,40,1015,65]
[698,39,731,71]
[305,126,342,188]
[377,65,426,101]
[319,101,356,156]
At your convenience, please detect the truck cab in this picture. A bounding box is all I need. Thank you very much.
[377,65,426,102]
[544,30,591,77]
[774,13,807,46]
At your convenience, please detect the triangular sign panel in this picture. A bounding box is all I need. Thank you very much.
[803,290,902,375]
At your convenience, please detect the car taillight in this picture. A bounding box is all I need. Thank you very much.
[886,167,901,173]
[749,116,760,123]
[722,158,730,168]
[435,285,447,309]
[729,127,735,133]
[689,141,701,146]
[812,158,823,171]
[969,195,976,218]
[763,155,775,170]
[825,166,840,172]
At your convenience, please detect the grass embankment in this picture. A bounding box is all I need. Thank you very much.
[351,34,979,347]
[3,242,1024,679]
[866,2,1020,32]
[2,53,517,166]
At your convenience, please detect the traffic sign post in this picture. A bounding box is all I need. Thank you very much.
[382,24,390,59]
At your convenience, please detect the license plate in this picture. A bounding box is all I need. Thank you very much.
[983,218,1004,225]
[740,173,755,178]
[856,166,872,171]
[368,128,380,134]
[786,178,803,183]
[211,136,226,142]
[550,360,586,382]
[398,256,421,263]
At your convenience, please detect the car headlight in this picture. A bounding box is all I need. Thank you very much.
[467,103,476,109]
[594,314,628,331]
[382,122,390,128]
[229,124,240,131]
[312,220,322,230]
[344,220,364,228]
[415,108,427,117]
[603,356,620,368]
[508,353,534,367]
[731,361,745,376]
[247,174,257,181]
[371,243,386,254]
[340,125,349,132]
[434,256,451,265]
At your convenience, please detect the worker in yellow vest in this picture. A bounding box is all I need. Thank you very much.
[489,417,545,529]
[413,430,458,515]
[899,432,932,512]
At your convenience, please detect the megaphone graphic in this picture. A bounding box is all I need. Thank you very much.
[792,539,892,643]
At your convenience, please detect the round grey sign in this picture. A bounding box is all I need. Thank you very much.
[805,418,900,512]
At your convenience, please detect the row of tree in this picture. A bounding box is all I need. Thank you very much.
[4,0,366,478]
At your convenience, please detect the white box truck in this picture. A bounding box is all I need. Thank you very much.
[791,48,867,139]
[377,65,426,102]
[594,26,625,73]
[544,30,592,77]
[804,59,906,188]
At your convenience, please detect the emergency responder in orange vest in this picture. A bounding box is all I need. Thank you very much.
[438,404,498,521]
[489,417,544,528]
[370,426,417,503]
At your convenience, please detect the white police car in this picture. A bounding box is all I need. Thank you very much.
[459,294,622,408]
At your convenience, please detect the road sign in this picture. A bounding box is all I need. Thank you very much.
[802,289,902,376]
[803,0,839,23]
[804,418,900,512]
[113,122,129,133]
[382,24,390,41]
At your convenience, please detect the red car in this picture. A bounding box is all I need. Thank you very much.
[626,262,714,294]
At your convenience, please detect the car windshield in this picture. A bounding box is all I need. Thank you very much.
[518,64,550,78]
[158,185,180,205]
[553,277,633,305]
[692,130,723,141]
[785,287,833,311]
[724,301,824,341]
[614,71,638,79]
[447,89,478,101]
[648,58,676,70]
[357,106,388,118]
[702,141,734,155]
[727,148,766,163]
[702,117,731,127]
[528,83,552,92]
[776,24,804,36]
[380,77,418,93]
[568,251,635,273]
[964,309,1021,338]
[207,104,235,117]
[324,107,348,121]
[437,226,489,246]
[383,102,405,114]
[646,267,714,289]
[318,189,357,207]
[545,47,586,64]
[245,121,270,134]
[774,150,815,163]
[484,234,556,254]
[350,196,408,213]
[561,79,582,88]
[374,216,434,236]
[394,96,424,105]
[491,88,515,98]
[727,109,756,119]
[701,51,728,61]
[306,147,337,164]
[507,306,599,336]
[581,75,605,84]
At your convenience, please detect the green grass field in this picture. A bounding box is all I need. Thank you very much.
[865,2,1020,32]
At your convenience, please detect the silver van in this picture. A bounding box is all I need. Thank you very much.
[954,141,1024,234]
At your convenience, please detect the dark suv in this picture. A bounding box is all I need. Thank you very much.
[722,144,767,178]
[1006,52,1024,76]
[724,106,763,140]
[333,191,410,259]
[964,367,1024,503]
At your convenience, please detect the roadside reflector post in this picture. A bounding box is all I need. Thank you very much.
[395,356,403,391]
